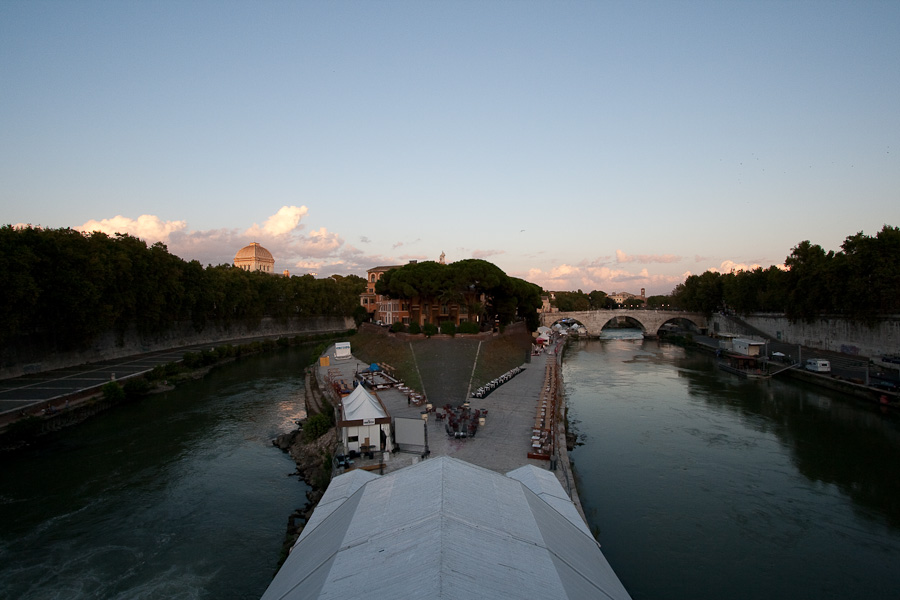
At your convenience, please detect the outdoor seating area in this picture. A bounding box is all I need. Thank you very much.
[397,382,426,406]
[441,403,487,439]
[528,361,556,460]
[471,366,524,399]
[326,368,354,396]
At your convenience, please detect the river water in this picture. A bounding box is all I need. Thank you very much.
[0,347,312,600]
[566,330,900,600]
[4,338,900,599]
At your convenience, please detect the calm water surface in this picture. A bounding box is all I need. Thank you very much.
[566,332,900,600]
[0,348,312,600]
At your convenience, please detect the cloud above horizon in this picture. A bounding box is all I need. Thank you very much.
[75,207,350,271]
[245,205,308,238]
[518,263,685,296]
[69,208,760,292]
[616,249,682,264]
[77,214,188,241]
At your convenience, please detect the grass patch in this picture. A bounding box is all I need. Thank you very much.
[350,323,534,393]
[471,326,534,387]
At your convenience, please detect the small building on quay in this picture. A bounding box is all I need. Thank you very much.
[338,384,393,455]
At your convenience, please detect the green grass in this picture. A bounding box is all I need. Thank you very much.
[349,323,534,393]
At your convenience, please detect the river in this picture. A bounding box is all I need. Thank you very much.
[4,337,900,599]
[565,330,900,600]
[0,347,312,600]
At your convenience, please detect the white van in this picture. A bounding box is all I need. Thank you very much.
[805,359,831,373]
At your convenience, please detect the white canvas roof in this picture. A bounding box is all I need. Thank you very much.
[340,384,387,422]
[261,456,632,600]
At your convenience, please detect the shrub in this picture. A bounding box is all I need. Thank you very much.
[182,351,202,368]
[458,321,480,334]
[101,381,126,402]
[440,321,456,336]
[390,322,405,333]
[423,323,438,337]
[303,412,333,442]
[408,323,421,335]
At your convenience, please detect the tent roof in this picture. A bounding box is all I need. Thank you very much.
[261,457,632,600]
[341,385,388,421]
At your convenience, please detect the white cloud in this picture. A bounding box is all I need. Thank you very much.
[245,205,308,237]
[77,214,187,242]
[517,263,685,296]
[298,227,343,257]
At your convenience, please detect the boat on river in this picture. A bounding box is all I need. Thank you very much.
[716,351,769,379]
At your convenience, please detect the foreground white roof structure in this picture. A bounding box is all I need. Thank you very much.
[261,456,632,600]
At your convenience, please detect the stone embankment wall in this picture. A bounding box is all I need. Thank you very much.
[711,313,899,358]
[2,316,354,379]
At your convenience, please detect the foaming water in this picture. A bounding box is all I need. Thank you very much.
[0,347,313,599]
[566,337,900,600]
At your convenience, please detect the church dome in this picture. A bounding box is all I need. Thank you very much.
[234,242,275,272]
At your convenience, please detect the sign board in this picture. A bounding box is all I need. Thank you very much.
[334,342,352,360]
[362,418,376,426]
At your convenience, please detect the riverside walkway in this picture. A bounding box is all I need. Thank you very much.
[0,334,302,428]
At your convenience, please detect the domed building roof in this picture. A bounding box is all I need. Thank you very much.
[235,242,274,262]
[234,242,275,272]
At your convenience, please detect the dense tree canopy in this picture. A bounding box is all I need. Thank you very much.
[374,259,543,330]
[0,226,365,352]
[671,225,900,321]
[550,290,616,311]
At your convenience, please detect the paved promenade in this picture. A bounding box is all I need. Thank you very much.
[316,341,583,512]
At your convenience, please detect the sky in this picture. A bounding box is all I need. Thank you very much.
[2,1,898,295]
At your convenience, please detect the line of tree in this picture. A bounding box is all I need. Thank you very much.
[550,290,673,310]
[0,226,367,353]
[374,259,543,330]
[671,225,900,321]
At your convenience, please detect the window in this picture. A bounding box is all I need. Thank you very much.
[348,436,358,443]
[440,304,449,315]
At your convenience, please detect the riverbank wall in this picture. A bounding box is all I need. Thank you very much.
[711,313,900,359]
[551,338,587,521]
[2,316,353,380]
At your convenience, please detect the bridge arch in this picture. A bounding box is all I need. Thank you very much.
[540,310,707,338]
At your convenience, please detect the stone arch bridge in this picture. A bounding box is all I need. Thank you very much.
[540,310,707,338]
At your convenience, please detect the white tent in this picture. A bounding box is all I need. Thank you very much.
[339,385,393,453]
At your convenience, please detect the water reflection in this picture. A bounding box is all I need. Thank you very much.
[0,347,312,600]
[566,334,900,600]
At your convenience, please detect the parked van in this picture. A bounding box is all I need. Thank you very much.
[805,359,831,373]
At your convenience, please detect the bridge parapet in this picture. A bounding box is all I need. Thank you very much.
[540,309,707,338]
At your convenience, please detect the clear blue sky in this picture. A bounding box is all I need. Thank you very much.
[3,1,898,295]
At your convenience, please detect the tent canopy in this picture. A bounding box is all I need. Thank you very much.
[341,385,387,421]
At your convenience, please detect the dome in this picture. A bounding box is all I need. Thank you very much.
[234,242,275,272]
[235,242,274,262]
